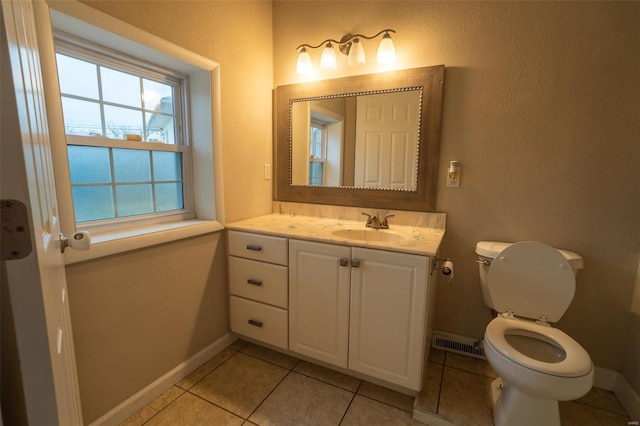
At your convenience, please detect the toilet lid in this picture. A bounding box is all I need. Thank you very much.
[488,241,575,322]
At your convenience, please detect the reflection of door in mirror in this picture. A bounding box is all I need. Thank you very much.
[292,100,345,186]
[355,91,421,190]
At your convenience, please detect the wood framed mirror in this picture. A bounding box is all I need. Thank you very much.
[274,65,444,211]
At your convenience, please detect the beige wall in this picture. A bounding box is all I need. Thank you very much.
[66,233,228,423]
[61,1,274,422]
[273,0,640,389]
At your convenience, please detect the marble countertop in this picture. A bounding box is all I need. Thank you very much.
[225,214,445,257]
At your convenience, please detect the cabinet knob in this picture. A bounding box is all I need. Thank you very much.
[339,258,349,267]
[351,259,361,268]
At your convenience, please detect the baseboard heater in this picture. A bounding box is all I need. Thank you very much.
[432,330,487,360]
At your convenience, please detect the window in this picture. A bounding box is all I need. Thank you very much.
[309,120,326,186]
[55,35,192,227]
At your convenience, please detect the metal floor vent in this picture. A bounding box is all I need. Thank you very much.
[432,331,486,360]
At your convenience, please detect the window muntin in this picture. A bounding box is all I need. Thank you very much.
[55,36,192,227]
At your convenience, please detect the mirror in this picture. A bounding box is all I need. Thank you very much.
[275,65,444,211]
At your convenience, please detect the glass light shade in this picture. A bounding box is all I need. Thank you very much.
[348,38,366,67]
[296,47,313,75]
[377,33,396,64]
[320,42,337,70]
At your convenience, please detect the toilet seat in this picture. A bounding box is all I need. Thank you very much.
[486,316,592,377]
[487,241,576,323]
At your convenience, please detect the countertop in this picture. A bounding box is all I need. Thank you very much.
[225,213,445,257]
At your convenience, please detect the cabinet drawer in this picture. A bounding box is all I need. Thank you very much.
[229,256,288,308]
[230,296,288,349]
[228,231,288,265]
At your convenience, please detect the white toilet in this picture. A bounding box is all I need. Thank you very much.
[476,241,594,426]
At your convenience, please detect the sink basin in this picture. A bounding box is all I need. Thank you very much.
[331,228,406,243]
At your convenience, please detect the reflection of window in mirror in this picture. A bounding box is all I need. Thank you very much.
[309,120,327,185]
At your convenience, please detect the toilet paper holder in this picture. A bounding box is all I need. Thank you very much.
[433,257,454,280]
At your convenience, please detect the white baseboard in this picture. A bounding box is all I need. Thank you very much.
[90,332,238,426]
[594,366,640,421]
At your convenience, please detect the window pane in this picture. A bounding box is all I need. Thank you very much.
[61,97,103,136]
[68,146,112,184]
[116,184,153,216]
[143,79,174,113]
[56,54,99,99]
[104,105,144,139]
[155,183,183,212]
[72,186,115,222]
[146,112,176,144]
[113,149,151,182]
[309,162,324,186]
[100,67,142,108]
[153,151,182,181]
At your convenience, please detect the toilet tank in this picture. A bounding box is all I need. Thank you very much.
[475,241,584,310]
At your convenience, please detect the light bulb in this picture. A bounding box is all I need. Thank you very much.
[320,42,337,70]
[296,47,312,75]
[348,38,366,67]
[377,32,396,64]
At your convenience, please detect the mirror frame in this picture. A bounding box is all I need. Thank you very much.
[274,65,444,211]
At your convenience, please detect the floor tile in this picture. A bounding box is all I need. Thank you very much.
[190,352,288,418]
[341,395,421,426]
[445,352,497,378]
[176,348,235,390]
[293,360,361,392]
[249,372,353,426]
[559,400,631,426]
[428,348,446,364]
[576,386,629,416]
[228,338,248,351]
[120,386,185,426]
[437,366,493,426]
[240,342,299,369]
[358,381,414,413]
[415,361,443,413]
[145,392,243,426]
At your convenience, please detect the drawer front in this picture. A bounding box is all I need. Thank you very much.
[228,231,288,265]
[230,296,288,349]
[229,256,288,308]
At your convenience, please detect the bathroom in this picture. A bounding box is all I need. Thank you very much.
[1,0,639,425]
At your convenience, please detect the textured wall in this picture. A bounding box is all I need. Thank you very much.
[273,1,640,389]
[66,233,228,423]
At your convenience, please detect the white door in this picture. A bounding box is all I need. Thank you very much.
[1,1,83,424]
[354,91,421,189]
[349,247,428,391]
[289,240,351,368]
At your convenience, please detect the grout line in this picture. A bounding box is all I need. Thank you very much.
[338,381,362,425]
[185,389,247,421]
[435,352,447,414]
[568,398,631,418]
[244,368,293,422]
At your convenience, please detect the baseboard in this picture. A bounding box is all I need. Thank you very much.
[89,332,238,426]
[594,366,640,421]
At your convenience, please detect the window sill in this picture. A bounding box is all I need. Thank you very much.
[63,220,224,265]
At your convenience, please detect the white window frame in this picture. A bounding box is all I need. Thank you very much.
[55,33,195,233]
[38,1,224,264]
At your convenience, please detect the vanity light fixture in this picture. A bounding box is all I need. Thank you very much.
[296,29,396,75]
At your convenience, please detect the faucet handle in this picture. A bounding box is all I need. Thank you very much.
[381,214,395,229]
[361,212,373,226]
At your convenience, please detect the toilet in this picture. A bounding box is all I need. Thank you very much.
[476,241,594,426]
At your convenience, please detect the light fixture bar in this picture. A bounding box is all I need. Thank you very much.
[296,29,396,74]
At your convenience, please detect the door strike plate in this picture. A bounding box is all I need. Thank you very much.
[1,199,32,260]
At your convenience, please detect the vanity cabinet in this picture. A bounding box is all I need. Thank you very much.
[228,231,288,349]
[288,239,429,391]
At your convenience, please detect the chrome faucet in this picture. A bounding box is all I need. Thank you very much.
[362,212,395,229]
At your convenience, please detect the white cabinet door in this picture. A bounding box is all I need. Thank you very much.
[349,247,428,390]
[289,240,351,368]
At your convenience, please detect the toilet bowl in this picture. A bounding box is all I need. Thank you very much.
[476,241,594,426]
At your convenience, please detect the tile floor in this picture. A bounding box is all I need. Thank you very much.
[121,339,631,426]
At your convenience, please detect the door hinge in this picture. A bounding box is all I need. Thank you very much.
[1,199,32,260]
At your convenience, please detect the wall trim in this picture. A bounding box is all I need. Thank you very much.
[89,332,237,426]
[595,366,640,421]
